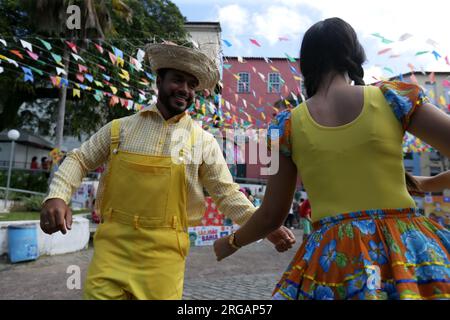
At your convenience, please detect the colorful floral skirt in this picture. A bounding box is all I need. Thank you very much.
[272,208,450,300]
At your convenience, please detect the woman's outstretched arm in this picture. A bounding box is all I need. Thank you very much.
[214,154,298,261]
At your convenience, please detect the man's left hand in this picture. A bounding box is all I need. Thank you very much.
[266,226,296,252]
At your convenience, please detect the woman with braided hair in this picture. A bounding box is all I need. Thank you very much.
[214,17,450,300]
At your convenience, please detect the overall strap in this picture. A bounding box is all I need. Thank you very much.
[110,119,121,154]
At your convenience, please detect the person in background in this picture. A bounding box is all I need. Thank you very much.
[30,156,39,170]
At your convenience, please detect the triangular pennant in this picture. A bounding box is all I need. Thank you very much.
[94,43,104,54]
[26,50,39,61]
[112,46,124,59]
[0,39,6,46]
[65,41,78,53]
[20,39,33,52]
[56,67,67,76]
[222,39,232,47]
[76,73,84,83]
[10,50,24,59]
[78,64,88,73]
[71,53,84,62]
[285,53,296,63]
[94,80,103,88]
[249,39,261,47]
[51,53,64,67]
[85,74,94,83]
[73,89,81,98]
[38,38,52,51]
[30,67,44,76]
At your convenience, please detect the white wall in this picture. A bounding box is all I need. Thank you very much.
[0,142,50,169]
[0,216,90,257]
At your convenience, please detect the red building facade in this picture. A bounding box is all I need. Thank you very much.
[221,56,304,180]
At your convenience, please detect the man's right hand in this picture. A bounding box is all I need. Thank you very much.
[41,198,72,235]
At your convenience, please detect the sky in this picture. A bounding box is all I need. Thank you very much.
[172,0,450,83]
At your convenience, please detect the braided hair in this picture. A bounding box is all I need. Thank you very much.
[300,17,366,98]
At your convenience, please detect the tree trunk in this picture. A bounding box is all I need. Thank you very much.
[55,48,70,149]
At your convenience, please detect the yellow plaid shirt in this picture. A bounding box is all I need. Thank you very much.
[45,103,255,226]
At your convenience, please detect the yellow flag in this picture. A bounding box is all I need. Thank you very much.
[260,112,266,121]
[110,86,118,95]
[270,66,279,72]
[119,69,130,81]
[73,89,81,98]
[117,57,124,68]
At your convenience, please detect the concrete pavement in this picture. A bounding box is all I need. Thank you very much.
[0,229,303,300]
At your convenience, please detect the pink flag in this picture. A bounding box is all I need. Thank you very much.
[108,52,117,65]
[65,41,78,53]
[26,50,39,61]
[78,64,88,73]
[94,43,104,54]
[446,56,450,66]
[410,74,419,85]
[429,72,436,84]
[278,36,289,41]
[377,48,392,55]
[76,73,84,83]
[250,39,261,47]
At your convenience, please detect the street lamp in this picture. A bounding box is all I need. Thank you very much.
[4,129,20,210]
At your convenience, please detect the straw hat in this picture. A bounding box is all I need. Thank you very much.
[145,43,220,91]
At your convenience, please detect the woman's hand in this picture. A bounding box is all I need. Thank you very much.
[214,235,238,261]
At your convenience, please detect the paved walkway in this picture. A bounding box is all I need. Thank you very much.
[0,229,303,300]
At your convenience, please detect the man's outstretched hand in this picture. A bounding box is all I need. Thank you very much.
[41,198,72,235]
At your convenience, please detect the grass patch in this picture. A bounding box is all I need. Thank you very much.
[0,210,90,222]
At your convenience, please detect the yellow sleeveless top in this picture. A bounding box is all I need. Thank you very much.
[289,85,416,221]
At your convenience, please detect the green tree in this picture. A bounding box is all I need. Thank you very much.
[0,0,188,141]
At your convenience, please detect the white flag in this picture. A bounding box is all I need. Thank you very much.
[20,39,33,52]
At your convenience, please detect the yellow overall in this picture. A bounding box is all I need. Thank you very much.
[84,119,194,300]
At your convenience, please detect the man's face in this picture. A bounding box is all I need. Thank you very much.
[157,69,198,117]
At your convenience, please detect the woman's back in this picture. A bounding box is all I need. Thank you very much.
[290,84,415,220]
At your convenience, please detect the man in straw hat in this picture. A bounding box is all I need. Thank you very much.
[40,43,295,300]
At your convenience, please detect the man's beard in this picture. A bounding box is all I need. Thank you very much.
[159,87,193,117]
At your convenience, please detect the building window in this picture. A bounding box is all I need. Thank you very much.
[268,73,281,93]
[237,72,250,93]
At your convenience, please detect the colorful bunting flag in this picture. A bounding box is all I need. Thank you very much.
[71,53,84,62]
[65,41,78,53]
[26,50,39,61]
[73,89,81,98]
[223,39,232,47]
[285,53,296,63]
[56,67,66,76]
[38,38,52,51]
[51,53,64,67]
[250,39,261,47]
[10,50,23,59]
[20,39,33,52]
[76,73,84,83]
[398,33,412,41]
[94,43,104,54]
[432,50,441,60]
[21,66,33,83]
[378,48,392,55]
